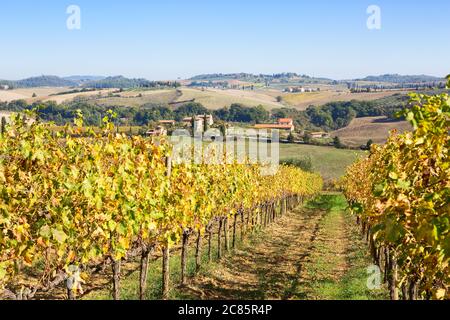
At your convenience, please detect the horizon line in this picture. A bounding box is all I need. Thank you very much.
[1,72,447,82]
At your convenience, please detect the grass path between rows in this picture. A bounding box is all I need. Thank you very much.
[84,193,387,300]
[177,193,387,300]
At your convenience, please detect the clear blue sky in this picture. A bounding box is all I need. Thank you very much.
[0,0,449,80]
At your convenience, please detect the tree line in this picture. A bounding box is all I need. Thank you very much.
[0,100,272,127]
[273,94,410,131]
[0,93,412,131]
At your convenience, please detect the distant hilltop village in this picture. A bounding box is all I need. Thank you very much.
[283,87,321,93]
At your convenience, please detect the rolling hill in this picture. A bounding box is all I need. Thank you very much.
[0,75,104,88]
[15,75,78,88]
[0,75,173,89]
[82,76,153,89]
[175,88,283,110]
[331,116,412,147]
[63,75,106,83]
[354,74,445,83]
[189,72,333,84]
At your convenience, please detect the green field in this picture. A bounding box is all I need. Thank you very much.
[279,144,365,181]
[184,141,364,181]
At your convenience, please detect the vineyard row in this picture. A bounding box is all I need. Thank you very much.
[343,84,449,300]
[0,112,323,299]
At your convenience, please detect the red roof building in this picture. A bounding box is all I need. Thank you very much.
[254,118,295,131]
[158,120,176,125]
[277,118,294,126]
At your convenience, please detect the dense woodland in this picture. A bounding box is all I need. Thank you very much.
[82,76,181,89]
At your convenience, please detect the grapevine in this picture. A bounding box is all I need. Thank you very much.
[343,77,450,300]
[0,112,322,299]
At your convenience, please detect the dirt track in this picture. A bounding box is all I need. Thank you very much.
[179,201,339,300]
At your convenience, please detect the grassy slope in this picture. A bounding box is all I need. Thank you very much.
[331,116,412,147]
[282,90,405,110]
[177,88,282,110]
[0,87,69,102]
[279,144,365,180]
[205,142,362,181]
[87,89,179,107]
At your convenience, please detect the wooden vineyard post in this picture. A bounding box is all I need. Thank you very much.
[384,247,390,283]
[272,202,275,221]
[369,233,377,264]
[224,217,230,252]
[112,258,121,300]
[276,200,280,219]
[66,275,75,300]
[67,287,75,300]
[258,206,262,228]
[375,247,381,267]
[139,246,152,300]
[402,284,408,300]
[162,245,170,300]
[271,202,275,223]
[409,280,418,300]
[246,210,250,232]
[232,213,237,248]
[240,210,245,239]
[165,155,172,177]
[217,218,223,259]
[208,226,213,262]
[389,251,399,300]
[251,209,255,229]
[271,203,274,222]
[241,209,246,241]
[276,201,280,219]
[195,230,202,273]
[273,202,276,221]
[180,231,190,286]
[263,204,267,228]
